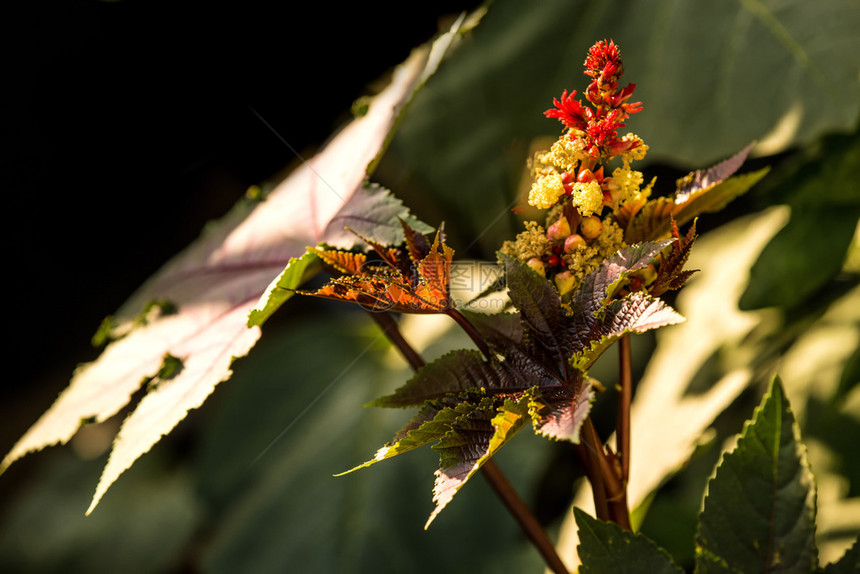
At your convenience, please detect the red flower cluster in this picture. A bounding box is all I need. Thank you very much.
[544,39,643,159]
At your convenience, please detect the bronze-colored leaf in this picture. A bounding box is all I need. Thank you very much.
[312,248,367,276]
[650,218,699,297]
[301,223,454,314]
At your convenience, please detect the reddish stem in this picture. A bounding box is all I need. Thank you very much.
[481,460,570,574]
[445,307,492,360]
[581,419,631,530]
[618,334,632,484]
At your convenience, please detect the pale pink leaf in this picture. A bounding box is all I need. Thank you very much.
[1,28,459,515]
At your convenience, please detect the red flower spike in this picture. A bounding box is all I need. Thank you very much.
[541,40,643,162]
[584,39,623,79]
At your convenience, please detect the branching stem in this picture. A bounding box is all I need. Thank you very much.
[368,310,568,574]
[580,418,631,530]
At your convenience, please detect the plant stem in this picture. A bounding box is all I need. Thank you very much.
[481,459,570,574]
[368,310,568,573]
[445,308,493,360]
[575,436,609,522]
[368,312,425,370]
[618,334,632,484]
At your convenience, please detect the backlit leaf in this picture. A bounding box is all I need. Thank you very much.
[572,294,685,372]
[426,398,529,528]
[247,249,321,328]
[531,378,594,443]
[321,183,434,250]
[300,224,454,314]
[337,403,461,474]
[675,142,755,203]
[623,144,768,243]
[0,34,455,516]
[672,168,770,230]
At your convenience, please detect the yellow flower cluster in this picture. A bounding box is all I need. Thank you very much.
[498,221,551,262]
[528,173,565,210]
[570,181,603,216]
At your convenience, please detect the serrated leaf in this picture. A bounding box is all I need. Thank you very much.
[501,253,565,344]
[672,168,770,229]
[572,293,685,372]
[575,507,685,573]
[531,378,594,443]
[675,142,755,203]
[300,224,454,314]
[695,377,817,573]
[650,218,699,297]
[337,403,459,474]
[426,398,529,528]
[370,349,546,408]
[321,183,434,249]
[625,147,766,244]
[624,163,767,245]
[568,240,673,349]
[501,253,572,377]
[0,38,453,515]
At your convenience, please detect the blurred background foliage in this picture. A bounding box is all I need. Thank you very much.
[2,1,858,572]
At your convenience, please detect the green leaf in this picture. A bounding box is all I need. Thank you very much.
[426,397,529,528]
[626,146,768,243]
[247,249,321,328]
[740,132,860,310]
[337,403,464,474]
[575,507,685,574]
[695,377,817,573]
[673,168,770,230]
